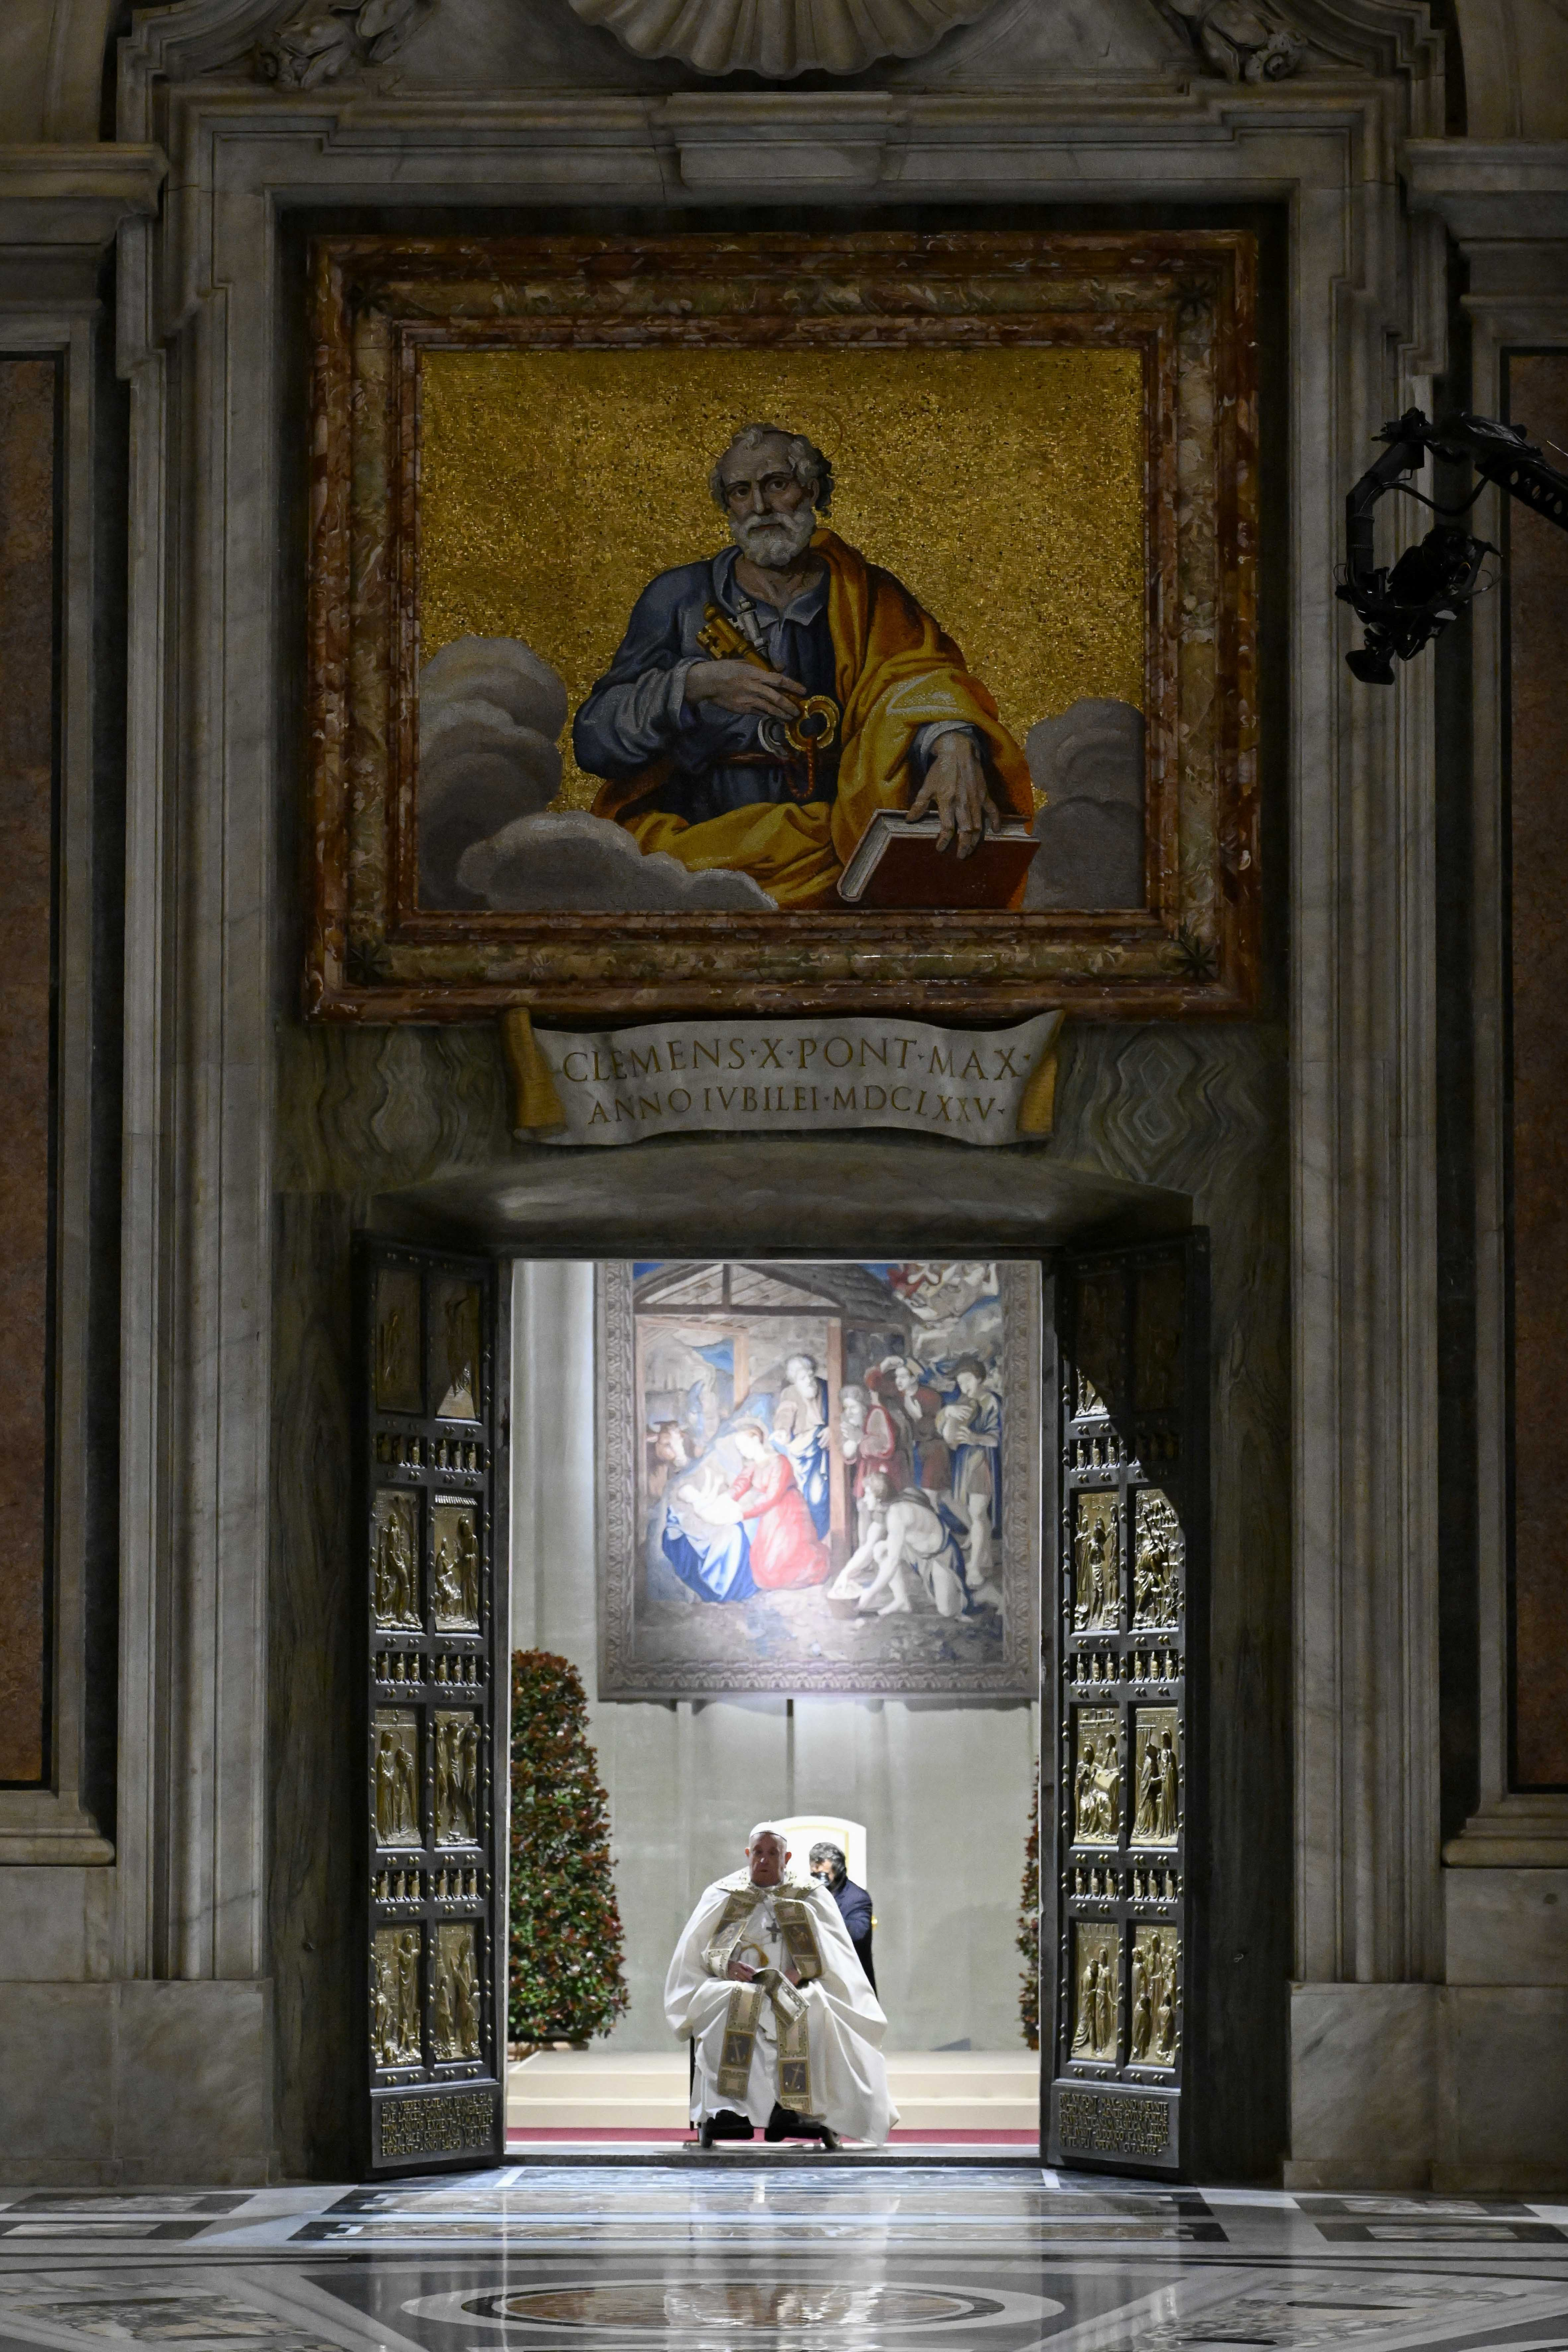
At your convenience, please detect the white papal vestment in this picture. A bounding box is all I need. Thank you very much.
[664,1871,898,2145]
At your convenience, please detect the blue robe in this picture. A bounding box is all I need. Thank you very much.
[772,1375,832,1541]
[573,544,975,828]
[573,547,842,823]
[660,1500,757,1606]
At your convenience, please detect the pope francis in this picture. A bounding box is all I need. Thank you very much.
[664,1823,897,2150]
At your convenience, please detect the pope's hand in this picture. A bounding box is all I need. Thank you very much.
[785,1965,801,1987]
[907,732,997,859]
[686,658,807,721]
[727,1959,758,1983]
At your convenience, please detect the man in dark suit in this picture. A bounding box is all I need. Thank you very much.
[809,1841,876,1992]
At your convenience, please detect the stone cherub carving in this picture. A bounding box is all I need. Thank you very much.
[256,0,432,89]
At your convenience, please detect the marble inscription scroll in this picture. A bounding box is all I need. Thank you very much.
[505,1010,1063,1149]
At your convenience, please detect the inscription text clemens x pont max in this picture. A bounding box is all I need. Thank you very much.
[526,1012,1063,1150]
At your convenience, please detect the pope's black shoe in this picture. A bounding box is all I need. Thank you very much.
[698,2109,755,2148]
[763,2102,840,2149]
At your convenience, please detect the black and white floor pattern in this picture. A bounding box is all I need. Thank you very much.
[1,2171,1567,2351]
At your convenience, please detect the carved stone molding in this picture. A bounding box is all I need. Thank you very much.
[0,145,165,256]
[117,0,1446,106]
[255,0,433,85]
[1157,0,1305,80]
[563,0,999,76]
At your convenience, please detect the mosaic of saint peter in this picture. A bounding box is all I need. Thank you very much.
[574,424,1035,908]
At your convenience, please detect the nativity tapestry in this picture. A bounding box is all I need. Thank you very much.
[306,230,1258,1020]
[597,1259,1039,1697]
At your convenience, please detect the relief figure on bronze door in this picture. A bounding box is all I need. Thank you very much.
[373,1492,421,1629]
[1072,1706,1123,1844]
[1071,1922,1119,2062]
[1130,1707,1180,1847]
[372,1925,424,2066]
[1130,1925,1179,2067]
[373,1711,421,1845]
[434,1711,480,1845]
[432,1922,482,2062]
[375,1268,423,1415]
[1072,1489,1121,1633]
[431,1499,481,1630]
[1131,1489,1182,1629]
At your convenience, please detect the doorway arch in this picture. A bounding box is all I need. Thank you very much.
[359,1130,1198,2167]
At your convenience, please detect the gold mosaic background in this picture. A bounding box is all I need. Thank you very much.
[419,346,1147,810]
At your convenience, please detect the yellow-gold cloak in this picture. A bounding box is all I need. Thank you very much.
[590,530,1034,910]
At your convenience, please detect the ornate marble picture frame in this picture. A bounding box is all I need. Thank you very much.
[306,229,1258,1020]
[596,1258,1040,1698]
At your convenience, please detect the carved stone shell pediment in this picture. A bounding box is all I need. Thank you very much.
[563,0,1003,76]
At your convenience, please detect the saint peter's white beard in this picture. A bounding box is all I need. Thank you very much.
[732,501,816,569]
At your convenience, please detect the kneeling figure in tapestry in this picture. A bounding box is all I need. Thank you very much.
[664,1822,897,2149]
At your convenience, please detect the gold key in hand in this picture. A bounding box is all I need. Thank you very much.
[783,696,839,802]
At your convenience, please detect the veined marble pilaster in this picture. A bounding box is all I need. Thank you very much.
[1405,160,1568,1878]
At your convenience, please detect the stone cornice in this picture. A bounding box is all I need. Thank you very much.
[1444,1795,1568,1869]
[1404,135,1568,235]
[0,142,167,251]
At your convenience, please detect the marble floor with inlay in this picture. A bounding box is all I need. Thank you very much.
[1,2171,1567,2352]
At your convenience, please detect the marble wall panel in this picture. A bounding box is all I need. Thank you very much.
[1507,352,1568,1789]
[1288,1983,1439,2188]
[114,1982,270,2186]
[0,356,58,1786]
[0,1982,269,2185]
[0,1985,113,2168]
[1446,1867,1568,1984]
[1438,1986,1568,2188]
[0,1866,112,1982]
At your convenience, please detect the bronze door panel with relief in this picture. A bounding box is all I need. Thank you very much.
[1047,1237,1208,2176]
[358,1242,508,2174]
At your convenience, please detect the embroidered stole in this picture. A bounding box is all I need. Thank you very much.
[702,1885,824,2114]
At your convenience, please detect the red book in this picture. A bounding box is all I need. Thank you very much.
[836,813,1039,910]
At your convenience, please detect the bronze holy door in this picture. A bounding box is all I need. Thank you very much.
[1046,1238,1210,2175]
[356,1241,510,2173]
